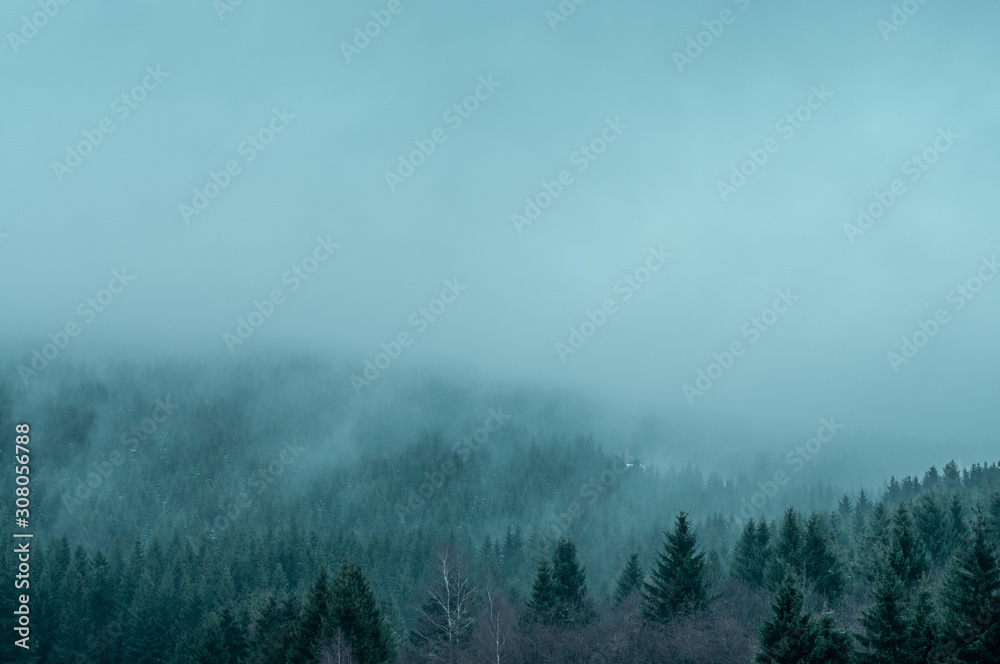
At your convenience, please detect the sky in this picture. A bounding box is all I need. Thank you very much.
[1,0,998,482]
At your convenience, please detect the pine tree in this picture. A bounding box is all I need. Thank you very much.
[187,610,229,664]
[838,494,854,519]
[938,510,1000,663]
[765,508,803,589]
[528,557,557,621]
[756,568,817,664]
[802,513,845,602]
[732,519,766,587]
[857,561,910,664]
[641,511,707,622]
[904,584,936,664]
[855,489,873,534]
[888,503,930,589]
[913,492,948,564]
[551,538,591,624]
[287,565,330,664]
[329,556,392,664]
[245,592,298,664]
[613,552,644,604]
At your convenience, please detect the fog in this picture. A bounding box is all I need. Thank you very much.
[2,0,998,488]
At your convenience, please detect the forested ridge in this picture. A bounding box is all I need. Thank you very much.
[2,363,999,663]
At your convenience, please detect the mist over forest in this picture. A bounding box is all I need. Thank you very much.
[2,0,999,662]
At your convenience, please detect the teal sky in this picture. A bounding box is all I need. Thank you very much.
[2,0,998,471]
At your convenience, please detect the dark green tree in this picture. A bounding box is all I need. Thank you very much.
[528,557,558,621]
[641,511,707,622]
[286,565,330,664]
[756,568,817,664]
[802,513,845,602]
[732,519,767,587]
[765,508,803,589]
[889,503,930,589]
[329,556,393,664]
[551,538,591,623]
[856,561,910,664]
[613,551,644,604]
[938,511,1000,663]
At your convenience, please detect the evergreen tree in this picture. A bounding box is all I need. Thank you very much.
[888,503,930,589]
[551,538,591,624]
[938,511,1000,663]
[287,565,330,664]
[765,508,803,589]
[613,552,644,604]
[245,592,299,664]
[732,519,766,587]
[187,610,229,664]
[757,568,817,664]
[642,511,707,622]
[904,584,936,664]
[329,556,393,664]
[857,561,910,664]
[838,494,854,519]
[802,513,845,602]
[913,492,948,564]
[528,557,557,621]
[855,489,873,534]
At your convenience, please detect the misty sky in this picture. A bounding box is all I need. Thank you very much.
[2,0,998,478]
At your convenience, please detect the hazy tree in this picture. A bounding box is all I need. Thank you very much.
[642,511,707,622]
[613,551,644,604]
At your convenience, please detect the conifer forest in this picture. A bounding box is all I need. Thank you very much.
[2,1,998,663]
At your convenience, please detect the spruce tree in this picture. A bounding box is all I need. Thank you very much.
[857,561,909,664]
[329,556,392,664]
[756,568,817,664]
[913,492,948,564]
[528,557,557,621]
[938,511,1000,663]
[641,511,707,622]
[551,538,591,623]
[613,552,644,604]
[287,565,330,664]
[732,519,765,587]
[888,503,930,589]
[802,513,845,602]
[904,584,936,664]
[187,611,229,664]
[765,508,803,589]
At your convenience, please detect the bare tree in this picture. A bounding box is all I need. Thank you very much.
[411,546,478,662]
[470,573,517,664]
[318,628,356,664]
